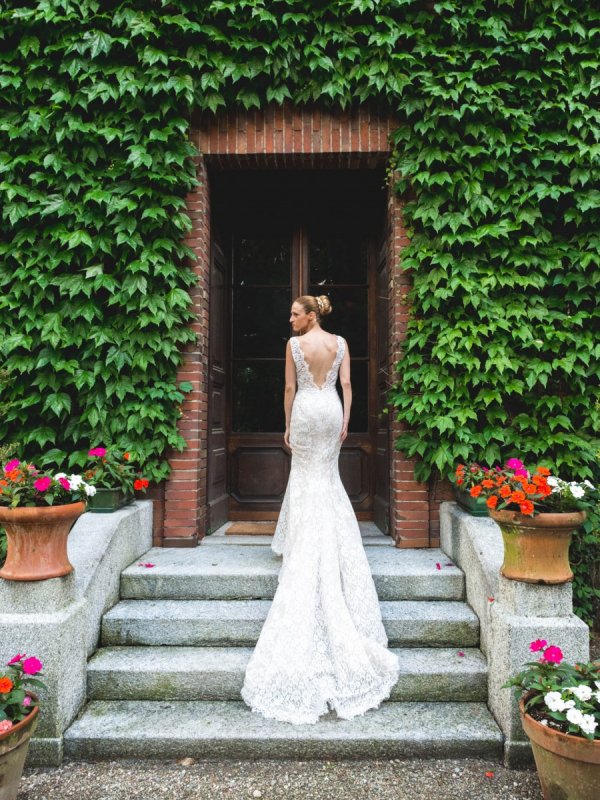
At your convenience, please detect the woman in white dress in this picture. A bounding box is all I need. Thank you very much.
[241,295,399,724]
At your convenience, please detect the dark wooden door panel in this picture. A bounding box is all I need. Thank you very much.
[374,234,390,534]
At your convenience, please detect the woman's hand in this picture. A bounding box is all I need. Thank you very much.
[284,428,291,449]
[340,420,349,442]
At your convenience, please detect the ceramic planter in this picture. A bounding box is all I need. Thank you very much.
[0,704,39,800]
[489,508,586,585]
[87,488,133,513]
[0,502,86,581]
[452,485,489,517]
[520,698,600,800]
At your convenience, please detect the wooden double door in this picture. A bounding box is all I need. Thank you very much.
[207,171,390,533]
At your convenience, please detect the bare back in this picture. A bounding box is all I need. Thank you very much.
[297,331,340,390]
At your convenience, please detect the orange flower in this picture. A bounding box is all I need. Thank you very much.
[524,484,537,494]
[536,466,551,476]
[482,479,494,488]
[6,469,19,481]
[486,496,498,509]
[539,484,553,497]
[456,477,464,485]
[513,474,527,486]
[531,474,545,486]
[520,500,535,515]
[510,491,526,504]
[499,485,512,498]
[0,479,7,487]
[470,486,482,498]
[123,453,130,461]
[455,465,465,475]
[0,677,13,693]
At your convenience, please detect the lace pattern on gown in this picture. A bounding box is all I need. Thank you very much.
[241,334,399,724]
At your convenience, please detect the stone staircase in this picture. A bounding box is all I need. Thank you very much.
[63,524,503,760]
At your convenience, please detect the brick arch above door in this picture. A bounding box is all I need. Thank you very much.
[156,105,442,551]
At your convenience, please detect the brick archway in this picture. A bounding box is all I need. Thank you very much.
[158,105,437,549]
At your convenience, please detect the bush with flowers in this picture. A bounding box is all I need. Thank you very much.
[0,459,96,509]
[453,462,490,492]
[0,654,46,732]
[466,458,597,517]
[505,639,599,741]
[83,446,149,495]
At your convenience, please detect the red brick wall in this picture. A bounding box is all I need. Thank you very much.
[160,104,436,547]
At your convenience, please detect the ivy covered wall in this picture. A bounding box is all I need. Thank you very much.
[0,1,597,482]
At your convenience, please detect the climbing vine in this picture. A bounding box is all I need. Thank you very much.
[0,1,598,485]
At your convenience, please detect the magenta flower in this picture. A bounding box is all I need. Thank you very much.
[22,656,43,675]
[4,459,20,472]
[530,639,548,653]
[88,447,107,457]
[22,696,32,707]
[505,458,524,470]
[58,477,71,491]
[543,646,563,665]
[514,468,529,478]
[7,653,26,666]
[33,477,52,492]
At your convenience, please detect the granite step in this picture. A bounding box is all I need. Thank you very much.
[87,645,488,702]
[101,600,479,648]
[120,546,464,602]
[64,700,503,761]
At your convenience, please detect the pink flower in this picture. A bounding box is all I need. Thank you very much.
[514,468,529,478]
[22,696,32,707]
[22,657,42,675]
[138,563,155,568]
[33,477,52,492]
[506,458,524,470]
[435,563,441,570]
[543,646,563,665]
[58,477,71,491]
[4,459,20,473]
[0,720,13,733]
[88,447,107,458]
[7,653,26,666]
[530,639,548,653]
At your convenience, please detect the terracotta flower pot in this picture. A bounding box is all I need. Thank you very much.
[489,508,586,585]
[0,705,39,800]
[0,502,86,582]
[520,697,600,800]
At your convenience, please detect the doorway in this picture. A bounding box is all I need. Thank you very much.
[207,170,390,531]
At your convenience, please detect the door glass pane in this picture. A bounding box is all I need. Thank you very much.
[341,360,368,433]
[233,361,284,432]
[309,237,368,285]
[234,287,291,358]
[310,286,368,358]
[235,237,291,286]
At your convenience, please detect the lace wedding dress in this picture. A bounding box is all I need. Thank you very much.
[241,335,399,724]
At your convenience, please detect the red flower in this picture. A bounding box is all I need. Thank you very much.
[499,485,511,498]
[470,485,482,498]
[519,500,534,515]
[510,491,525,504]
[481,479,494,489]
[456,477,464,485]
[543,645,563,664]
[134,479,144,491]
[486,496,498,509]
[0,677,14,693]
[123,452,130,461]
[524,483,537,494]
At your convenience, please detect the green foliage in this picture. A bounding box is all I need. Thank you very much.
[571,505,600,628]
[0,1,598,487]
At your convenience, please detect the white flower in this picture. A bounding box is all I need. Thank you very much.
[594,691,600,704]
[69,474,83,489]
[54,472,67,480]
[566,708,584,727]
[547,477,560,490]
[583,480,595,490]
[567,685,593,702]
[83,483,96,497]
[545,692,565,712]
[569,483,585,499]
[580,714,598,736]
[540,719,548,726]
[595,681,600,690]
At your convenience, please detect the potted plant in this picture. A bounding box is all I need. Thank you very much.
[505,639,599,800]
[0,459,96,581]
[84,446,149,513]
[452,463,491,516]
[472,458,596,584]
[0,654,46,800]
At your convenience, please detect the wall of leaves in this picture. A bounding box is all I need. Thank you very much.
[0,0,598,483]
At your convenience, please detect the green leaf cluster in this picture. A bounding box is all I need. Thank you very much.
[0,0,598,490]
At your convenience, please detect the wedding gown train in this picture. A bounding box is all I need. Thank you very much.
[241,334,399,724]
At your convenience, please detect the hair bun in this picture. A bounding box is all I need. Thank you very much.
[316,295,332,316]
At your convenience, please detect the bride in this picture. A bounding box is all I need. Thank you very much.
[241,294,399,724]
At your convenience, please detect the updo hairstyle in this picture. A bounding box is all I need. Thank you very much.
[295,294,333,320]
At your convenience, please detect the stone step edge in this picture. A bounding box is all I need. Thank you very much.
[64,700,503,761]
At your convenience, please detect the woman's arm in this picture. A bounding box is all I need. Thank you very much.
[283,339,297,449]
[339,341,351,442]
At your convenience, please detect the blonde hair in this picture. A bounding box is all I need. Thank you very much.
[294,294,332,319]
